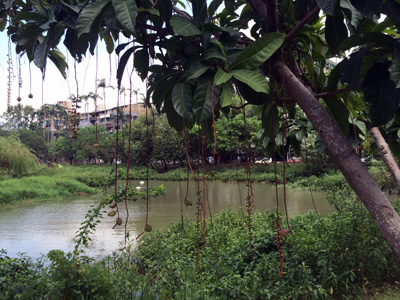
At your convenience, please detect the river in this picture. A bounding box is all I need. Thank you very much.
[0,180,331,259]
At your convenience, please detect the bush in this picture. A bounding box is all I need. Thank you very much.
[134,204,400,299]
[0,250,142,300]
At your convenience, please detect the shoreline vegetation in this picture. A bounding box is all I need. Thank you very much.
[0,160,397,205]
[1,207,399,299]
[1,162,399,299]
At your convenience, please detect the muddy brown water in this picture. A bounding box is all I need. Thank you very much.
[0,180,331,259]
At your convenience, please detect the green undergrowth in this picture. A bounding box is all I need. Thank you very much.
[2,203,399,299]
[0,176,97,204]
[133,205,400,299]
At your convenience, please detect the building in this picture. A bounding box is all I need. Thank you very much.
[41,101,73,135]
[42,101,146,137]
[79,103,146,130]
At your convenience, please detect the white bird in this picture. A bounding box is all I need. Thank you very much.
[136,186,141,190]
[140,181,145,185]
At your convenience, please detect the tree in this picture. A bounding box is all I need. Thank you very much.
[214,113,260,162]
[2,0,400,261]
[1,105,39,130]
[0,136,38,176]
[152,115,186,168]
[19,129,48,161]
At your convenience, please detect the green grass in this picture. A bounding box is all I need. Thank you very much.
[0,175,97,204]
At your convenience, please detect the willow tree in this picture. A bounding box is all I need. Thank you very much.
[0,136,38,176]
[2,0,400,260]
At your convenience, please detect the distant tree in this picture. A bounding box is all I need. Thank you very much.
[19,129,48,161]
[152,116,186,169]
[75,126,110,163]
[49,136,76,164]
[1,105,39,130]
[213,113,260,162]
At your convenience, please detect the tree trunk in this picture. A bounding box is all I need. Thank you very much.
[369,127,400,195]
[274,61,400,262]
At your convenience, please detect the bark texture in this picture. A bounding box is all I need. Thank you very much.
[273,62,400,261]
[370,127,400,195]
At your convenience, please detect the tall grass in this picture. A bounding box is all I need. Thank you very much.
[0,176,97,204]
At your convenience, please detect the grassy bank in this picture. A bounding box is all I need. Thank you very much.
[0,175,97,204]
[0,159,395,204]
[41,160,388,193]
[1,204,399,299]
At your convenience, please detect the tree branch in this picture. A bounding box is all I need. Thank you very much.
[370,127,400,195]
[172,4,192,21]
[284,6,320,43]
[314,86,354,98]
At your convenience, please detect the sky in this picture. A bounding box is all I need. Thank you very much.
[0,32,147,117]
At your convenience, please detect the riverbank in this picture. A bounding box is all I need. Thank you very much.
[1,206,399,299]
[0,175,97,205]
[0,159,395,205]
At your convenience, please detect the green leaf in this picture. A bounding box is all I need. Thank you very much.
[172,82,194,122]
[364,61,400,126]
[187,62,210,80]
[354,119,367,137]
[192,0,207,27]
[324,97,350,136]
[340,47,370,88]
[34,37,48,73]
[103,34,114,54]
[112,0,138,34]
[193,75,220,123]
[39,11,56,30]
[231,69,269,94]
[262,103,279,139]
[349,0,383,18]
[220,82,236,107]
[325,14,348,54]
[235,80,270,105]
[134,48,149,80]
[214,68,232,85]
[294,0,318,20]
[229,32,285,70]
[117,47,134,89]
[164,97,184,131]
[388,140,400,161]
[61,0,81,13]
[382,0,400,32]
[152,0,172,28]
[317,0,338,16]
[389,40,400,88]
[202,47,227,62]
[77,0,110,38]
[170,15,201,36]
[48,49,68,79]
[137,7,160,16]
[339,32,394,52]
[153,77,176,113]
[340,0,363,28]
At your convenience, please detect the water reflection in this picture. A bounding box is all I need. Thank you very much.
[0,181,331,259]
